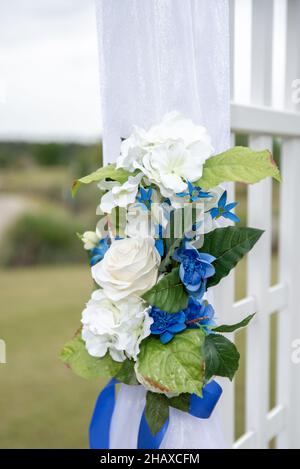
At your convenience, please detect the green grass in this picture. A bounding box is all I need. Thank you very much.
[0,265,106,448]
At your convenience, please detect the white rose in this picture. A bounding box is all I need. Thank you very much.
[99,172,143,214]
[82,231,100,250]
[81,289,153,362]
[92,237,160,301]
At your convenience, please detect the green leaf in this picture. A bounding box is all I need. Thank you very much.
[168,393,190,412]
[203,334,240,381]
[71,164,133,197]
[201,227,264,287]
[142,267,188,313]
[59,334,121,379]
[115,359,139,385]
[197,146,281,189]
[136,329,205,397]
[145,392,170,436]
[213,314,255,333]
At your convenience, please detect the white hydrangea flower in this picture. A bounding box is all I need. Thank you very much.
[82,231,100,250]
[92,237,160,301]
[81,289,153,362]
[117,111,214,196]
[98,172,143,214]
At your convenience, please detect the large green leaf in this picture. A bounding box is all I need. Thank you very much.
[197,146,281,189]
[201,227,264,287]
[145,392,170,436]
[136,329,205,397]
[59,334,121,379]
[203,334,240,381]
[142,267,188,313]
[72,164,133,197]
[213,314,255,333]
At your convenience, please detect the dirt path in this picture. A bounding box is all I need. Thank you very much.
[0,194,28,238]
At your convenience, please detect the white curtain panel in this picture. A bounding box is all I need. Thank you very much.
[95,0,230,449]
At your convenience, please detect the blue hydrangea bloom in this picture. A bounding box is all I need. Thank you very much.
[90,238,110,266]
[210,190,240,223]
[173,241,216,295]
[184,297,215,334]
[149,306,186,344]
[177,181,212,201]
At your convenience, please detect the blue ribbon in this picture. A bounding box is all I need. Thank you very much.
[89,379,222,449]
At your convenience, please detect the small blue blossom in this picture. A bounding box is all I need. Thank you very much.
[136,187,153,209]
[184,297,215,334]
[149,306,186,344]
[177,181,212,202]
[210,190,240,223]
[90,238,110,266]
[173,240,216,296]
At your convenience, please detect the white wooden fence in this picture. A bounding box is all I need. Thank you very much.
[215,0,300,449]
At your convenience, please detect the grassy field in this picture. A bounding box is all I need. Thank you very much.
[0,258,278,447]
[0,265,106,448]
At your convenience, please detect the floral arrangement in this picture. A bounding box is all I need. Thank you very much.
[60,112,280,436]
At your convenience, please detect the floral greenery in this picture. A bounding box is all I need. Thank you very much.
[60,111,281,436]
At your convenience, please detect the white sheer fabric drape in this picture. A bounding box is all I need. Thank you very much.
[95,0,230,449]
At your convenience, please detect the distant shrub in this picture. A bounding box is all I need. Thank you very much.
[0,208,89,267]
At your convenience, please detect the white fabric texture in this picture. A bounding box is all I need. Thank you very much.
[95,0,230,449]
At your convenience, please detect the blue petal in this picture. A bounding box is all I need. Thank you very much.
[202,263,215,279]
[187,180,194,195]
[160,331,174,344]
[176,191,188,197]
[167,323,187,333]
[210,208,219,219]
[90,255,103,266]
[198,252,216,264]
[225,202,238,211]
[218,190,227,208]
[223,212,240,223]
[155,239,164,257]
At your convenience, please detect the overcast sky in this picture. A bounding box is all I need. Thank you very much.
[0,0,101,142]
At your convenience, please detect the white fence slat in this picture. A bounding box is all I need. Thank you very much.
[246,136,273,449]
[231,103,300,138]
[277,138,300,448]
[284,0,300,111]
[251,0,274,106]
[214,136,236,446]
[272,0,287,109]
[232,0,252,103]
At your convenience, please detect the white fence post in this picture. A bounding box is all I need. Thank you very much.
[277,0,300,449]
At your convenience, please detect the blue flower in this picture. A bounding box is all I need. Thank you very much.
[210,190,240,223]
[136,187,153,209]
[173,241,216,296]
[90,238,110,266]
[149,306,186,344]
[184,297,215,334]
[177,181,212,201]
